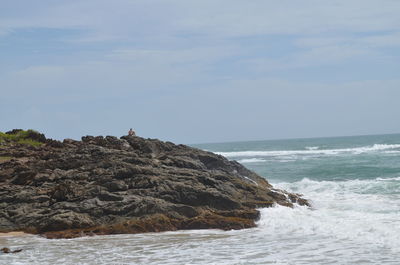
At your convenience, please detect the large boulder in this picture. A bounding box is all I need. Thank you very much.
[0,132,309,238]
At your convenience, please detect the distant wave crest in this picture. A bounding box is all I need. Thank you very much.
[216,144,400,158]
[305,146,319,150]
[237,158,266,163]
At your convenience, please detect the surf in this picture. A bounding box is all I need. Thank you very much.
[216,143,400,158]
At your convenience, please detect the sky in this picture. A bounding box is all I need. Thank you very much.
[1,0,400,144]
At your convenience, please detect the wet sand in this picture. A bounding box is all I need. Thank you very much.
[0,232,27,237]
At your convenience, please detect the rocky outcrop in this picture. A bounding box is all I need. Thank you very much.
[1,247,23,254]
[0,132,308,238]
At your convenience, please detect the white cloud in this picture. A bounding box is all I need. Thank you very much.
[174,0,400,37]
[14,65,66,78]
[295,37,351,48]
[291,45,370,66]
[107,46,239,65]
[296,31,400,50]
[1,0,400,41]
[361,32,400,47]
[237,43,373,73]
[0,28,9,36]
[1,0,399,72]
[1,0,400,142]
[1,0,398,73]
[0,56,208,102]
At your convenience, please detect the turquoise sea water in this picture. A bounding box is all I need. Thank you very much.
[196,133,400,183]
[2,134,400,264]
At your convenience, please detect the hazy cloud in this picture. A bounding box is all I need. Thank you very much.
[1,0,400,142]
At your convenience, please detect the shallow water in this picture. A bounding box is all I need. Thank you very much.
[3,134,400,264]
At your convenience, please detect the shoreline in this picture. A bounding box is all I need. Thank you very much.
[0,232,28,237]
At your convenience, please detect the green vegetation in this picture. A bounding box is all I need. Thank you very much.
[0,129,45,147]
[0,156,12,162]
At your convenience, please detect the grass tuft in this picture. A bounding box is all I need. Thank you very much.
[0,156,12,162]
[0,129,45,147]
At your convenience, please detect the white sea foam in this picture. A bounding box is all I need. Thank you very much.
[4,176,400,264]
[267,177,400,253]
[376,176,400,181]
[237,158,266,163]
[216,143,400,158]
[306,146,319,150]
[274,177,400,210]
[383,150,400,154]
[5,176,400,264]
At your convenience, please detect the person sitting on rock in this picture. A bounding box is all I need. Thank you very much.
[128,128,136,136]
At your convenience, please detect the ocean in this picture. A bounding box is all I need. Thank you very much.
[2,134,400,264]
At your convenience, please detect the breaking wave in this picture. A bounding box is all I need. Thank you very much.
[258,176,400,257]
[237,158,266,163]
[216,144,400,158]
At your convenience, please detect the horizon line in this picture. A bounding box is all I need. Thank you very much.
[190,132,400,146]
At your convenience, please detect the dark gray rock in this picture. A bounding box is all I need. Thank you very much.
[0,133,309,238]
